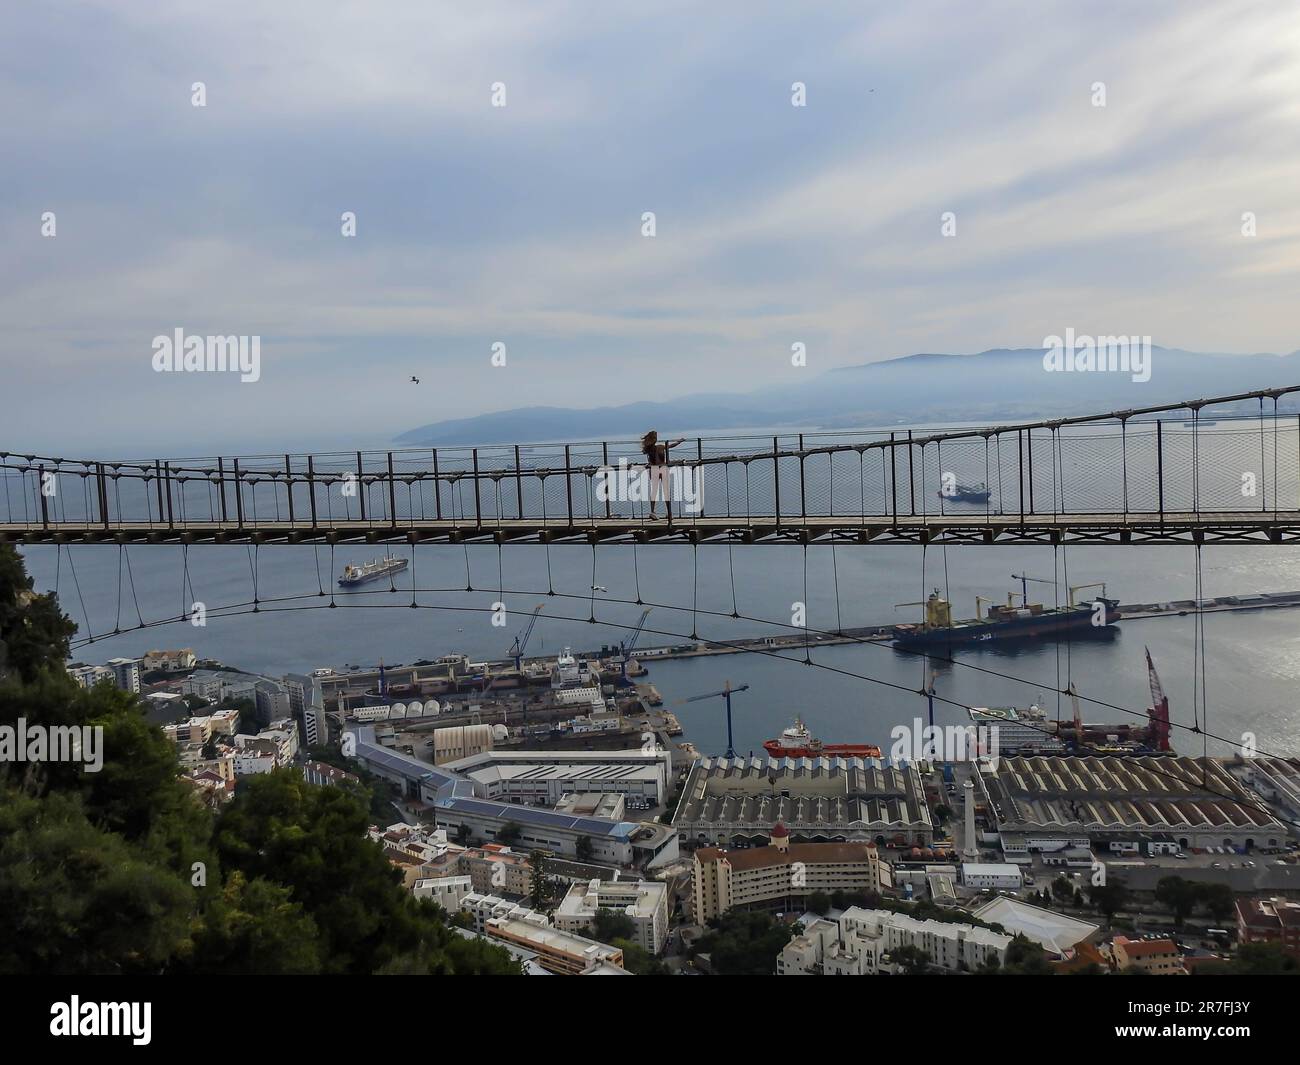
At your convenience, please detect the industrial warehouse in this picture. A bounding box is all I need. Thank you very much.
[978,755,1290,852]
[672,755,934,848]
[349,726,679,869]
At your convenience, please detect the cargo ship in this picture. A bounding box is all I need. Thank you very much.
[763,716,882,759]
[338,553,409,587]
[892,585,1120,650]
[939,482,992,504]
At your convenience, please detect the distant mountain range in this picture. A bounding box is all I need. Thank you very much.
[395,346,1300,445]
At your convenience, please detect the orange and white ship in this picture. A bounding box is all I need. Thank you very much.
[763,715,882,759]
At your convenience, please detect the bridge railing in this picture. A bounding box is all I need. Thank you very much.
[4,387,1300,534]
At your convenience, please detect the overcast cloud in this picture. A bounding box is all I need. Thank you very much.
[4,1,1300,454]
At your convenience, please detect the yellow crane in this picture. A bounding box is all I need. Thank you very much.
[1068,582,1108,607]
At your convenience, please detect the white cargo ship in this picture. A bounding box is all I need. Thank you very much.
[338,553,409,587]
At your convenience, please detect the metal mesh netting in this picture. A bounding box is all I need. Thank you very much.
[5,404,1300,532]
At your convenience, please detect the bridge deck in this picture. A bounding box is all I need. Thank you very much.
[6,511,1300,545]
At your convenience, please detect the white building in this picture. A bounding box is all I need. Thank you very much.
[413,875,474,910]
[182,669,257,705]
[67,664,114,689]
[370,822,451,865]
[554,879,670,955]
[142,649,197,673]
[778,906,1012,974]
[446,747,672,806]
[459,892,547,934]
[260,717,300,766]
[970,896,1100,957]
[286,674,328,747]
[255,680,291,721]
[106,657,142,693]
[555,686,604,707]
[230,739,277,775]
[960,862,1024,891]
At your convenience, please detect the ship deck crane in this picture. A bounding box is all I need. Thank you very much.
[1010,573,1055,605]
[508,604,545,670]
[681,681,749,759]
[1068,582,1108,607]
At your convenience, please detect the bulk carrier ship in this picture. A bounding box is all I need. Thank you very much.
[892,583,1120,650]
[338,553,409,587]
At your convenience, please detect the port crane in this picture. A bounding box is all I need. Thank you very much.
[508,604,545,670]
[681,681,749,759]
[615,608,653,686]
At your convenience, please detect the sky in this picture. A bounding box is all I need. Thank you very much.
[4,0,1300,455]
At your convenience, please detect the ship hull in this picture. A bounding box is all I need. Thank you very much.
[763,742,882,759]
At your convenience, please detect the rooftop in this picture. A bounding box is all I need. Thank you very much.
[696,841,879,871]
[982,755,1283,833]
[970,896,1100,955]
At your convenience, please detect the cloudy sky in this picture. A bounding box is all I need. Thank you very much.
[5,0,1300,454]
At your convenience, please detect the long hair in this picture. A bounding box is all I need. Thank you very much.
[640,430,658,452]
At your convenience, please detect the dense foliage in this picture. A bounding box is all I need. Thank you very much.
[0,543,516,975]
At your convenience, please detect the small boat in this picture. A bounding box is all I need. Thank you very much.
[763,715,881,759]
[939,482,992,504]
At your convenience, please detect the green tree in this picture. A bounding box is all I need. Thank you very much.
[575,835,594,861]
[613,938,669,975]
[528,850,552,910]
[0,543,513,976]
[1200,882,1234,923]
[0,546,76,682]
[1197,942,1299,975]
[592,907,636,943]
[183,871,322,974]
[694,911,794,975]
[889,944,930,973]
[0,789,195,974]
[1154,876,1199,926]
[1000,935,1053,974]
[1088,878,1129,920]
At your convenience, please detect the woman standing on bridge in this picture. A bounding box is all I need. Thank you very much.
[641,430,684,520]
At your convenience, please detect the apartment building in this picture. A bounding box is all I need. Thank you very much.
[1235,896,1300,956]
[778,906,1011,974]
[1108,936,1186,975]
[693,825,893,923]
[554,879,670,954]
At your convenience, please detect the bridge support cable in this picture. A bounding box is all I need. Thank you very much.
[56,580,1300,827]
[801,542,810,664]
[690,541,699,641]
[50,539,1300,772]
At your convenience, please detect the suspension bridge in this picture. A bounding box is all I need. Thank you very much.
[6,386,1300,547]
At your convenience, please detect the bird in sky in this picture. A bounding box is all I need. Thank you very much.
[410,375,420,384]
